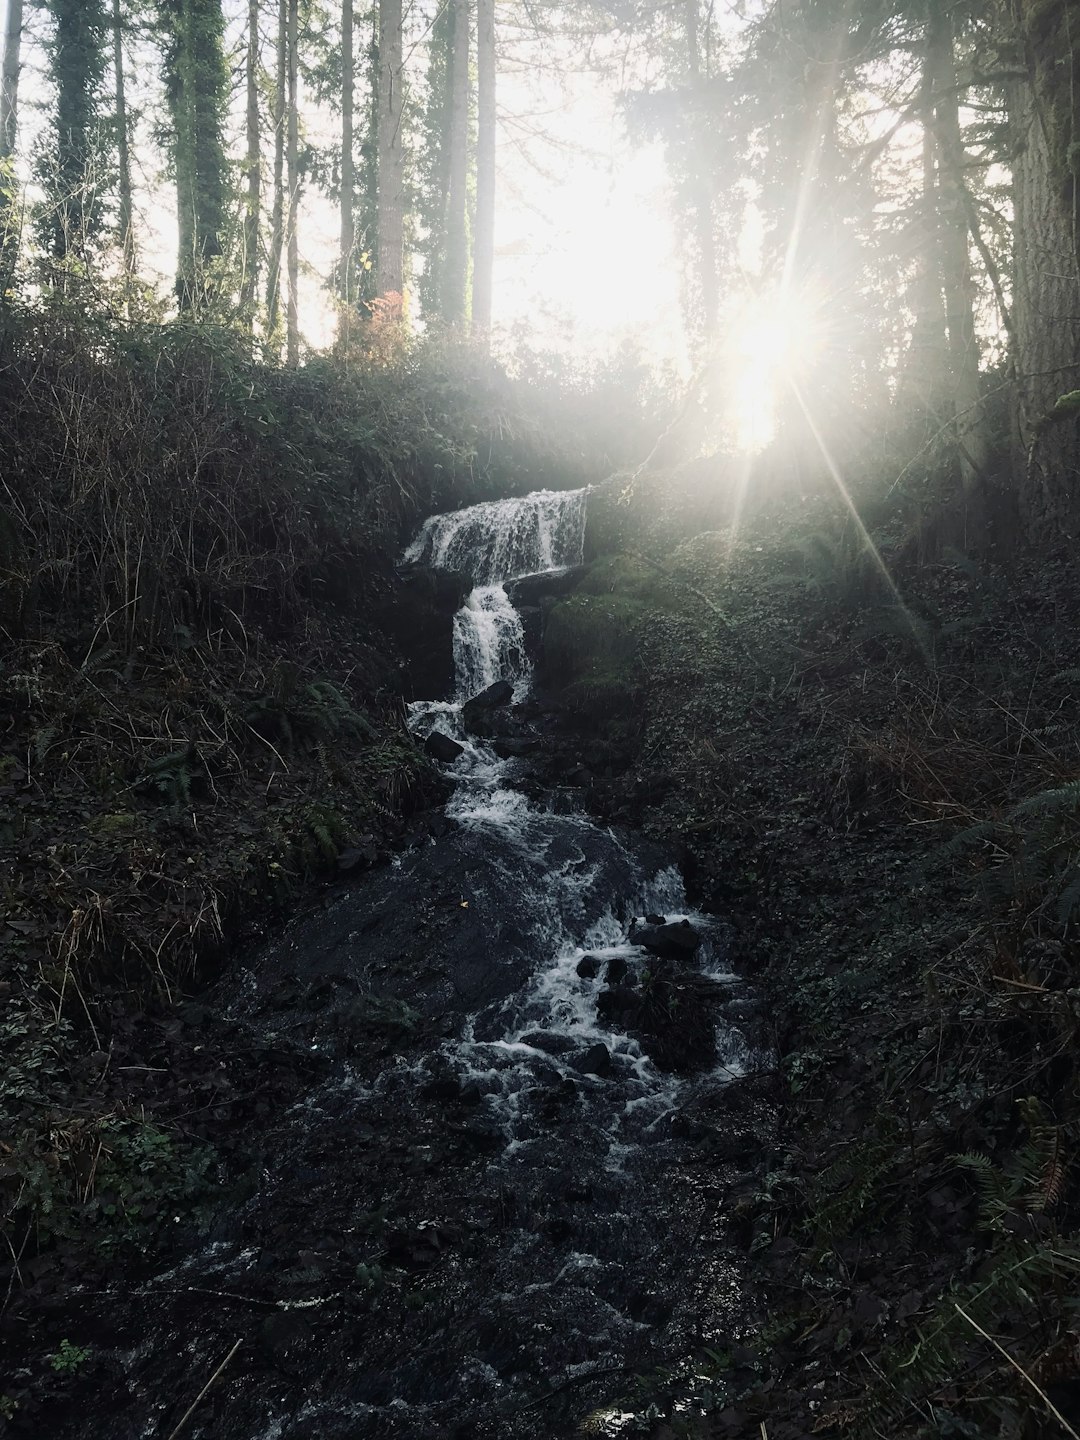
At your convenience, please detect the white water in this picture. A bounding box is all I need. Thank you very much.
[403,487,748,1150]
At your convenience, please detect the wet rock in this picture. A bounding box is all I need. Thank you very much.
[425,730,465,764]
[576,954,601,979]
[519,1030,577,1056]
[421,1074,463,1101]
[645,912,666,926]
[386,565,472,700]
[259,1310,315,1369]
[465,679,514,710]
[491,737,541,759]
[572,1043,613,1077]
[506,565,587,607]
[635,919,702,958]
[606,955,629,984]
[597,985,639,1024]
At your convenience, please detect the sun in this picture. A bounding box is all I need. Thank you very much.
[728,284,828,451]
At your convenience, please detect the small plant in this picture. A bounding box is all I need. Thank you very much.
[49,1339,90,1375]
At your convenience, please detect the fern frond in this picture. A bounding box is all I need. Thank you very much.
[1008,781,1080,823]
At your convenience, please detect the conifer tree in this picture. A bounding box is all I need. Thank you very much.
[161,0,229,309]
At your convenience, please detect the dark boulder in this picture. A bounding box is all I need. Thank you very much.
[506,565,587,608]
[576,954,601,979]
[386,565,472,701]
[572,1043,613,1077]
[424,730,465,764]
[491,737,541,759]
[465,679,514,710]
[606,955,629,984]
[634,919,701,959]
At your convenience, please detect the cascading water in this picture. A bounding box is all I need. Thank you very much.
[44,488,756,1440]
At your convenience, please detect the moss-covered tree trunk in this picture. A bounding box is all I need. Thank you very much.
[376,0,404,301]
[472,0,495,339]
[928,0,987,526]
[339,0,355,324]
[0,0,23,295]
[285,0,299,364]
[112,0,135,299]
[240,0,261,330]
[267,0,286,346]
[1011,0,1080,540]
[40,0,108,266]
[442,0,470,325]
[163,0,229,310]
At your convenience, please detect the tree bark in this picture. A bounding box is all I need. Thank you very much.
[442,0,470,324]
[1010,0,1080,539]
[267,0,286,345]
[339,0,355,318]
[472,0,495,339]
[165,0,228,309]
[113,0,135,293]
[684,0,718,345]
[241,0,261,328]
[0,0,24,294]
[927,2,987,516]
[286,0,299,365]
[376,0,404,301]
[0,0,22,162]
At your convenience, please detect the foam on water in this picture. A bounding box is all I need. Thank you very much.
[400,489,749,1162]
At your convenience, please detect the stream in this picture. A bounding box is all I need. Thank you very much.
[40,488,760,1439]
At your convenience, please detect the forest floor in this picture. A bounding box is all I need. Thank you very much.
[542,484,1080,1438]
[8,463,1080,1439]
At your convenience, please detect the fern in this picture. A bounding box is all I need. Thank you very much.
[1008,780,1080,823]
[1056,863,1080,929]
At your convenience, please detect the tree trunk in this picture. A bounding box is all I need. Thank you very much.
[286,0,299,365]
[165,0,228,309]
[113,0,135,293]
[0,0,22,161]
[472,0,495,338]
[0,0,24,294]
[267,0,286,345]
[376,0,404,301]
[442,0,470,324]
[927,2,987,519]
[1010,0,1080,539]
[683,0,718,346]
[241,0,261,328]
[339,0,355,319]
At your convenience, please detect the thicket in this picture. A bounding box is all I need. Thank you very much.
[0,298,616,1283]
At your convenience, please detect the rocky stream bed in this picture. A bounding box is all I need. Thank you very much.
[7,489,772,1440]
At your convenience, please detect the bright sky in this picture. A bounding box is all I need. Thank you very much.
[5,0,686,367]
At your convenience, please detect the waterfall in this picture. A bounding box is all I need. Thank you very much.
[403,487,587,585]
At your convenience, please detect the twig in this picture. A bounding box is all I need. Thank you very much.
[953,1302,1080,1440]
[165,1337,243,1440]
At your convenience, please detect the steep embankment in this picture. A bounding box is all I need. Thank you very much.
[0,318,596,1378]
[533,470,1080,1437]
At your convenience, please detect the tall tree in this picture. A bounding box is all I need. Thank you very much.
[0,0,21,166]
[339,0,355,318]
[927,0,988,517]
[0,0,24,292]
[39,0,109,264]
[286,0,299,363]
[162,0,229,309]
[442,0,470,323]
[376,0,404,300]
[267,0,286,343]
[241,0,261,327]
[112,0,135,290]
[416,0,454,320]
[472,0,495,336]
[1010,0,1080,537]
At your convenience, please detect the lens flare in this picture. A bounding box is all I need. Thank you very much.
[729,285,828,452]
